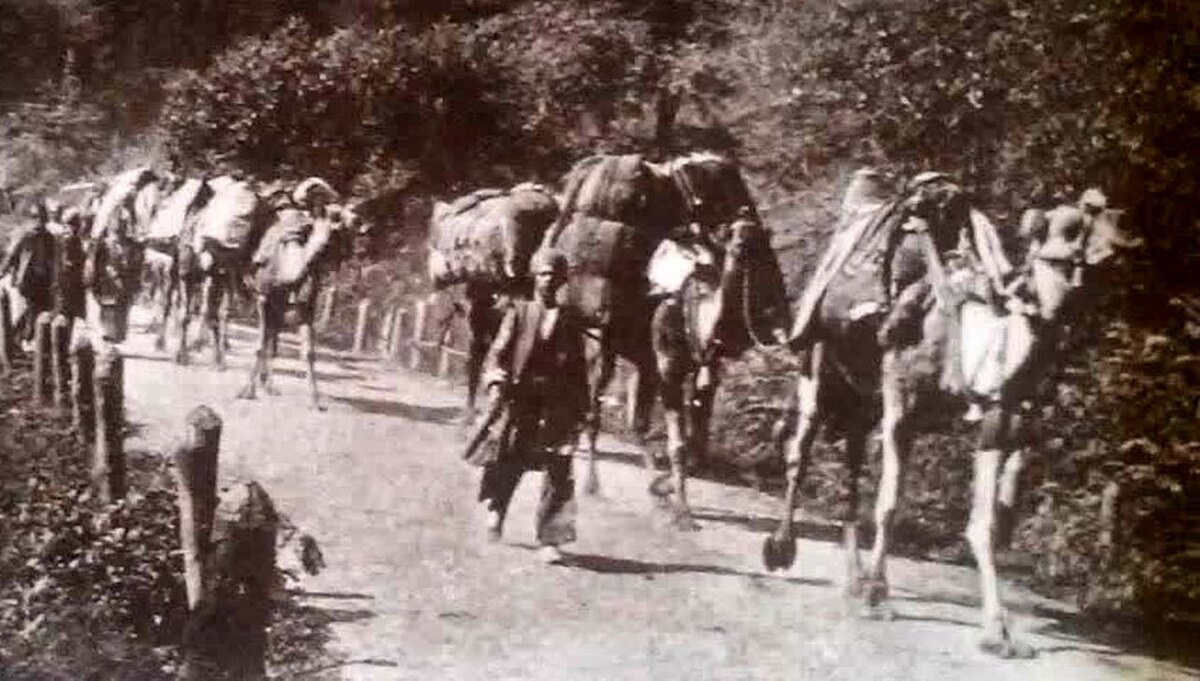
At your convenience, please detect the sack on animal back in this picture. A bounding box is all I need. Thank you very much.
[195,177,259,251]
[552,215,644,325]
[569,155,647,224]
[430,196,508,287]
[253,208,314,288]
[147,179,205,242]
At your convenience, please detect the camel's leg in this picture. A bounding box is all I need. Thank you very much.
[211,271,232,370]
[996,445,1025,550]
[300,321,324,411]
[763,344,823,571]
[155,264,176,351]
[967,441,1036,658]
[581,335,614,497]
[687,361,720,474]
[861,356,913,619]
[842,422,869,596]
[237,296,270,400]
[658,366,698,530]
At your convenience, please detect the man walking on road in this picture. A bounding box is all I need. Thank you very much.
[475,248,589,565]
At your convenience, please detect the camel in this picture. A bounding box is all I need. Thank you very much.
[143,176,221,363]
[645,208,791,526]
[542,152,765,498]
[427,182,559,422]
[83,166,172,344]
[761,171,1132,657]
[236,178,357,410]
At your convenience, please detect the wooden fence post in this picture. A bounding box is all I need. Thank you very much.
[409,300,427,370]
[92,345,125,502]
[437,322,455,378]
[387,307,407,360]
[377,307,397,357]
[352,298,371,354]
[173,405,222,680]
[71,337,95,443]
[318,286,336,331]
[211,482,278,679]
[51,315,72,413]
[1098,479,1122,564]
[33,311,52,404]
[0,289,13,373]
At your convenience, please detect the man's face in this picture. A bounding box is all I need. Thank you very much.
[534,268,562,304]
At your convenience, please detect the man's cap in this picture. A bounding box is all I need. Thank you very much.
[292,177,338,206]
[907,171,951,191]
[1079,187,1108,210]
[530,248,569,275]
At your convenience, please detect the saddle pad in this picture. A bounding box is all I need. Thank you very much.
[194,178,258,251]
[147,179,205,242]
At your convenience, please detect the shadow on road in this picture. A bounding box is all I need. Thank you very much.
[1029,604,1200,673]
[329,394,461,423]
[560,551,833,588]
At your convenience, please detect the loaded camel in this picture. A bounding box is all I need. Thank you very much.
[236,177,358,410]
[540,152,790,520]
[427,183,560,423]
[762,170,1133,657]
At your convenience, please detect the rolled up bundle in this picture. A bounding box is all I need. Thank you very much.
[194,177,259,252]
[428,186,557,289]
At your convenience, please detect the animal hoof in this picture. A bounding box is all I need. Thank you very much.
[154,337,166,351]
[264,385,282,397]
[311,401,327,412]
[671,508,700,532]
[864,578,890,606]
[761,533,797,571]
[174,351,190,366]
[648,472,674,498]
[236,387,256,400]
[980,634,1037,659]
[583,475,602,497]
[843,578,865,599]
[859,600,897,621]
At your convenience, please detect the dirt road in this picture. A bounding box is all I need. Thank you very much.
[120,311,1192,681]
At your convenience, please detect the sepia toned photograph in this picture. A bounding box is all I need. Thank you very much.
[0,1,1196,679]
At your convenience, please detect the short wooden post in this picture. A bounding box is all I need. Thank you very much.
[71,338,95,443]
[437,323,455,378]
[318,286,336,330]
[173,405,222,681]
[387,307,407,359]
[211,482,278,679]
[0,289,13,373]
[352,298,371,354]
[92,345,125,502]
[409,300,427,370]
[33,311,52,404]
[377,307,397,356]
[51,315,72,413]
[1098,479,1122,564]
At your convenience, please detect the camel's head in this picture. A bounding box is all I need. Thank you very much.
[1021,190,1134,322]
[663,152,757,237]
[721,206,792,348]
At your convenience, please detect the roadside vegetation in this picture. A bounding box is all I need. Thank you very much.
[1,0,1196,638]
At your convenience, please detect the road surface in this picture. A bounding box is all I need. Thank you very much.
[120,309,1193,681]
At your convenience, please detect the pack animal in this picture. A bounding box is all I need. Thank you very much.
[763,173,1133,657]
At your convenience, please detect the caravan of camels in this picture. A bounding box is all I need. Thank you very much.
[0,152,1132,657]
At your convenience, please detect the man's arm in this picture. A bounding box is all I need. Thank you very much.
[482,302,519,395]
